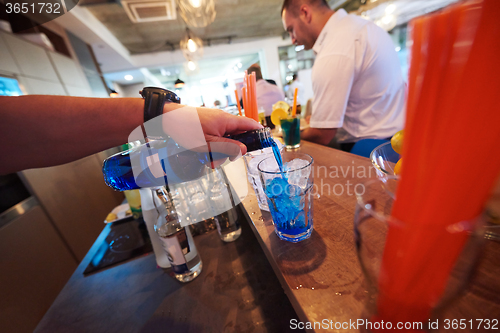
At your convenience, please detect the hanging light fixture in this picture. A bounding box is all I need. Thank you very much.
[180,28,204,60]
[174,78,185,88]
[183,59,199,75]
[187,60,197,71]
[177,0,216,28]
[189,0,201,8]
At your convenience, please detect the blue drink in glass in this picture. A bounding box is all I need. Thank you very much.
[280,117,301,149]
[258,153,314,242]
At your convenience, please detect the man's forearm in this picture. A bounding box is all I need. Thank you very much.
[301,127,337,146]
[0,95,261,175]
[0,95,144,174]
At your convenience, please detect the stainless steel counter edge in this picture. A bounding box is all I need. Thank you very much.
[0,196,38,229]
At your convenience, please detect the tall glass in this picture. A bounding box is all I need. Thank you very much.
[123,189,142,219]
[258,152,313,242]
[281,116,301,149]
[354,177,485,330]
[207,167,242,242]
[243,140,283,211]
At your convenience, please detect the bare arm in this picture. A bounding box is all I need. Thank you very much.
[301,127,337,146]
[0,95,261,174]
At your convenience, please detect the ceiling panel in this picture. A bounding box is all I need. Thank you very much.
[86,0,286,54]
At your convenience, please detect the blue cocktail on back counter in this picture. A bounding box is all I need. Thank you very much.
[280,116,301,149]
[258,152,314,242]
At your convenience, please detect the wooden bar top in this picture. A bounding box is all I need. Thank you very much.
[35,207,303,333]
[240,140,500,332]
[35,140,500,333]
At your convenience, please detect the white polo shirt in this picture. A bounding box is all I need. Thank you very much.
[310,9,406,142]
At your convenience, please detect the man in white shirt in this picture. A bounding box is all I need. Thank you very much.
[247,64,285,128]
[281,0,405,151]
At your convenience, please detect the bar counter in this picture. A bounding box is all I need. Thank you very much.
[36,141,500,332]
[240,141,500,331]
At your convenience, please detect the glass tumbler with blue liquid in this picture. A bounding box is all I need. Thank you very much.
[280,116,301,149]
[258,152,314,242]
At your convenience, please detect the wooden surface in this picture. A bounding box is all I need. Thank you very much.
[240,140,500,332]
[34,141,500,333]
[35,206,303,333]
[21,153,124,261]
[0,205,77,333]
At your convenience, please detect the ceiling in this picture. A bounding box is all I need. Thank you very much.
[78,0,458,86]
[77,0,459,57]
[80,0,287,55]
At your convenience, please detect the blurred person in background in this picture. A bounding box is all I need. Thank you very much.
[286,73,306,114]
[281,0,405,152]
[286,73,306,105]
[246,64,285,129]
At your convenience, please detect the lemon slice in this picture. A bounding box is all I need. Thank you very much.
[271,108,289,126]
[391,130,404,154]
[394,158,403,175]
[105,212,117,222]
[273,101,290,112]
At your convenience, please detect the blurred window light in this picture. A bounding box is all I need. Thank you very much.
[229,72,245,80]
[237,62,242,68]
[395,46,401,52]
[200,76,225,84]
[124,75,133,81]
[377,14,397,31]
[385,4,396,15]
[382,14,394,24]
[295,45,305,52]
[188,61,196,71]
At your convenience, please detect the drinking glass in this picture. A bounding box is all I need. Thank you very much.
[281,116,301,149]
[123,189,142,219]
[258,152,313,242]
[243,141,284,211]
[181,179,212,223]
[207,167,242,242]
[354,177,485,330]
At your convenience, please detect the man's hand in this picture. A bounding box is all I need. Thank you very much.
[158,105,263,166]
[196,107,263,157]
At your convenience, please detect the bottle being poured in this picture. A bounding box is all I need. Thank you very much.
[102,127,281,191]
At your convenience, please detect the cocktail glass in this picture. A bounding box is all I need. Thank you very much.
[354,177,485,330]
[258,152,313,242]
[281,116,301,149]
[243,140,283,211]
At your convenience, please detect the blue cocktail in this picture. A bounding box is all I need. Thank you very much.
[281,116,301,149]
[258,153,314,242]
